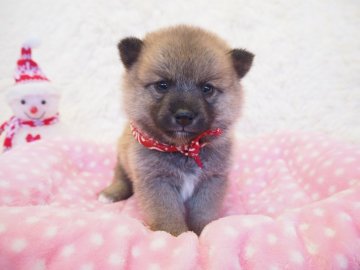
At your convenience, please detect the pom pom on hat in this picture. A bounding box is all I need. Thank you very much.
[6,39,59,102]
[22,37,41,48]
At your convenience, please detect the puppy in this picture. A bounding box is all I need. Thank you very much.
[99,25,254,236]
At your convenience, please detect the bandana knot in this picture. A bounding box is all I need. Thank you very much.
[130,122,222,168]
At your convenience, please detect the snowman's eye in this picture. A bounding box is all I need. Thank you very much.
[21,100,26,105]
[41,100,46,105]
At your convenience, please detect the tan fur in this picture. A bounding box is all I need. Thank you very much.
[99,25,253,236]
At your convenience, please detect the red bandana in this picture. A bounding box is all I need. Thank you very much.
[130,122,222,168]
[0,114,59,151]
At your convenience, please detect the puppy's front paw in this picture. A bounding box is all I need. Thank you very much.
[97,193,115,204]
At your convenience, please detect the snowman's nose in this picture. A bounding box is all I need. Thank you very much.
[30,106,38,114]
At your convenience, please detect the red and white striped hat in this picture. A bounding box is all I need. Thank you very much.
[6,39,59,102]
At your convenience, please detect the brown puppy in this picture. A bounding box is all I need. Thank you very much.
[99,25,253,236]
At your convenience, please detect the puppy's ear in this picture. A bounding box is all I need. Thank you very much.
[117,37,143,69]
[229,49,254,78]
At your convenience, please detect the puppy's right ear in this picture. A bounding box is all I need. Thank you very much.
[117,37,143,69]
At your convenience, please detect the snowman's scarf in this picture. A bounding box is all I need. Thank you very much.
[0,114,59,151]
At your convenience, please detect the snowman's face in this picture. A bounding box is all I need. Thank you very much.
[10,95,60,121]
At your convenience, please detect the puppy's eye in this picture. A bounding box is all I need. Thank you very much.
[41,100,47,105]
[155,81,170,93]
[21,100,26,105]
[202,84,214,95]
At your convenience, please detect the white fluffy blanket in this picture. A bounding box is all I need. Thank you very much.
[0,0,359,143]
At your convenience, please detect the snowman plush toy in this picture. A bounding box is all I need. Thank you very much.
[0,41,62,152]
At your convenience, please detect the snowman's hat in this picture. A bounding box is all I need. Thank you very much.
[6,39,59,102]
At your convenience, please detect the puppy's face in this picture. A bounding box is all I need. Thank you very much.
[119,26,253,145]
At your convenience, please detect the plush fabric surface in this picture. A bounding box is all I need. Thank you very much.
[0,133,359,269]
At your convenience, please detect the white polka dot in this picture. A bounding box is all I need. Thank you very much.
[302,164,310,172]
[108,253,124,266]
[233,164,240,170]
[0,180,10,188]
[245,245,255,258]
[306,242,319,255]
[148,263,161,270]
[0,223,7,234]
[316,177,325,184]
[242,219,255,228]
[323,160,333,167]
[299,223,309,231]
[131,246,141,258]
[305,143,314,149]
[290,250,304,264]
[56,210,71,218]
[284,225,297,237]
[62,145,71,151]
[269,265,280,270]
[90,233,104,246]
[75,219,86,227]
[253,156,260,163]
[245,178,254,185]
[335,168,345,177]
[311,193,320,200]
[293,192,304,200]
[344,157,355,163]
[313,208,325,217]
[267,234,278,245]
[328,185,337,194]
[349,179,358,186]
[310,151,320,158]
[339,212,352,222]
[172,247,183,257]
[103,159,111,166]
[100,213,114,220]
[11,238,27,253]
[61,244,75,257]
[115,225,130,235]
[324,227,336,238]
[80,263,94,270]
[16,173,28,181]
[150,238,167,250]
[335,254,348,269]
[2,196,13,204]
[273,148,281,155]
[308,169,316,176]
[224,226,239,237]
[89,161,97,168]
[26,217,40,224]
[32,259,46,270]
[44,226,58,238]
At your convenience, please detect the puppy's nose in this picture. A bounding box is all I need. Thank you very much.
[30,106,38,114]
[174,109,195,127]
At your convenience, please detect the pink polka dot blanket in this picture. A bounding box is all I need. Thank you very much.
[0,133,359,269]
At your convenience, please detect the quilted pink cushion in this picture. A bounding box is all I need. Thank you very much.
[0,133,359,269]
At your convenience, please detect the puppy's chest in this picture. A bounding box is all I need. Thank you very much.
[179,171,201,201]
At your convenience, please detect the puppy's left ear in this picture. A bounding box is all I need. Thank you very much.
[229,49,254,78]
[117,37,143,69]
